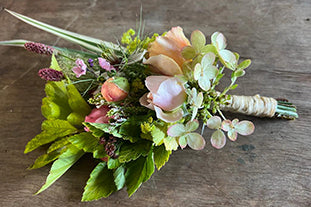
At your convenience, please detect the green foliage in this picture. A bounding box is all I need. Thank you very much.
[119,116,150,143]
[114,166,126,190]
[36,145,84,194]
[118,140,152,163]
[153,145,171,170]
[107,158,121,169]
[82,162,117,201]
[85,122,122,138]
[125,148,155,196]
[29,149,66,169]
[47,137,70,153]
[68,132,99,153]
[24,119,77,153]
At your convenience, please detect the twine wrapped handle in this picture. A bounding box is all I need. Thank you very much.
[220,94,297,119]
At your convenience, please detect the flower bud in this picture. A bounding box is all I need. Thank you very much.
[101,77,129,102]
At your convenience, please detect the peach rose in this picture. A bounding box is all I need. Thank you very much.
[139,76,186,123]
[144,26,190,76]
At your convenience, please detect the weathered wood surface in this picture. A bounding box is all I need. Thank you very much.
[0,0,310,206]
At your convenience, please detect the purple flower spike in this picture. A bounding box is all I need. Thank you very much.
[24,42,54,55]
[38,68,64,81]
[98,57,115,71]
[72,58,87,78]
[88,58,94,67]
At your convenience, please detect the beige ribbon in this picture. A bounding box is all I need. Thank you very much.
[220,94,277,117]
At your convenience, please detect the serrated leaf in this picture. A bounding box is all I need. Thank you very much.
[47,137,70,153]
[82,162,116,201]
[119,117,146,143]
[29,149,65,169]
[163,136,179,151]
[25,119,77,153]
[107,158,121,169]
[125,149,155,197]
[153,145,171,170]
[114,166,126,191]
[181,46,196,60]
[68,132,99,153]
[86,122,122,138]
[150,126,166,145]
[83,122,105,138]
[118,140,152,163]
[191,30,206,51]
[237,59,251,70]
[36,145,84,194]
[66,84,91,116]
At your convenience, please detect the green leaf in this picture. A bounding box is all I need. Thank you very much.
[181,46,196,59]
[25,119,77,153]
[0,39,28,47]
[83,122,105,138]
[68,132,99,153]
[50,54,62,71]
[233,69,245,78]
[29,149,66,169]
[5,9,119,53]
[86,123,122,138]
[66,84,91,116]
[118,140,152,163]
[45,81,71,113]
[107,158,121,169]
[66,112,85,126]
[230,84,238,90]
[125,149,155,196]
[47,137,70,153]
[41,97,61,119]
[82,162,117,201]
[191,30,206,51]
[150,126,166,145]
[163,136,179,151]
[119,116,149,143]
[237,59,251,70]
[36,145,84,194]
[153,145,171,170]
[114,166,126,190]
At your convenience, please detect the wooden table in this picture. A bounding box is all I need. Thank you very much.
[0,0,310,206]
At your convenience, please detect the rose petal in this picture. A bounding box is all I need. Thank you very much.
[143,55,183,76]
[227,129,238,141]
[186,133,206,150]
[206,116,222,129]
[235,120,255,136]
[153,77,186,111]
[145,76,170,94]
[210,129,226,149]
[139,93,155,110]
[167,123,186,137]
[154,106,183,123]
[221,120,232,132]
[149,26,190,67]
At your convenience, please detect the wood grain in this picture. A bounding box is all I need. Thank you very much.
[0,0,310,206]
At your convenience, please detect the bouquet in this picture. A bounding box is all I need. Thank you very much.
[1,9,298,201]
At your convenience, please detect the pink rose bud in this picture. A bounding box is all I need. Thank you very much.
[101,77,129,102]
